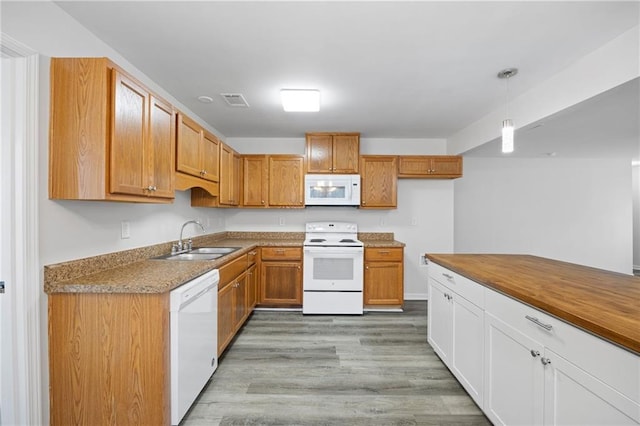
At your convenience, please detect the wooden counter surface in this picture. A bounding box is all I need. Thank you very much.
[425,254,640,354]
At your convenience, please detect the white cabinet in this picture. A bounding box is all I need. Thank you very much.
[484,312,545,426]
[484,287,640,426]
[428,264,484,407]
[428,261,640,426]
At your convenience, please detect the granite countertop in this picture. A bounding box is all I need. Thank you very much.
[426,253,640,354]
[45,231,404,295]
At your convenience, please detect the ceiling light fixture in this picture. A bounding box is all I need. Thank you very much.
[197,95,214,104]
[497,68,518,154]
[281,89,320,112]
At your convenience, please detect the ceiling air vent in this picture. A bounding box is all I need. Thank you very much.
[220,93,249,107]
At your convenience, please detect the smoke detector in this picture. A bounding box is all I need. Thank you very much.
[220,93,249,107]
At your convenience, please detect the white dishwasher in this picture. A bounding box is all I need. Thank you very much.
[170,269,219,425]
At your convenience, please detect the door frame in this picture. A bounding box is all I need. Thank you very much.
[0,33,42,425]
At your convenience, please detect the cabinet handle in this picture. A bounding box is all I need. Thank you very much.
[525,315,553,331]
[530,349,540,358]
[275,249,285,254]
[202,170,208,175]
[362,201,366,205]
[541,357,552,366]
[442,273,454,280]
[146,185,157,191]
[378,250,390,254]
[249,251,257,255]
[261,200,265,204]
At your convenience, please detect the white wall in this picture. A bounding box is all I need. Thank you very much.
[454,157,633,274]
[633,164,640,270]
[226,137,454,299]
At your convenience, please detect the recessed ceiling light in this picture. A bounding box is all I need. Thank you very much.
[281,89,320,112]
[197,95,214,104]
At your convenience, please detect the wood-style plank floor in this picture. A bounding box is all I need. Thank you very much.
[181,301,491,425]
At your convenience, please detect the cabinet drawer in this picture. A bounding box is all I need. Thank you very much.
[247,248,259,266]
[261,247,302,261]
[485,287,640,405]
[365,247,403,262]
[428,261,484,308]
[219,254,247,288]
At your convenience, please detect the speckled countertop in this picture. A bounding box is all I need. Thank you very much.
[45,231,404,294]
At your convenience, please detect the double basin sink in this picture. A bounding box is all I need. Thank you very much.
[154,247,241,261]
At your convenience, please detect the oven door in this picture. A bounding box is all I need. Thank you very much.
[303,247,364,291]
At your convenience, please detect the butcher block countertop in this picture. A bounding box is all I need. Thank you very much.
[426,254,640,354]
[45,231,403,295]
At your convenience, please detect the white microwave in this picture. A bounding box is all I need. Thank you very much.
[304,174,361,206]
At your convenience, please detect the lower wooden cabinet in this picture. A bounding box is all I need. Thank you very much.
[218,254,253,356]
[48,292,170,425]
[364,247,404,307]
[259,247,302,307]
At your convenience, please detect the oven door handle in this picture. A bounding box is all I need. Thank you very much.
[304,247,363,255]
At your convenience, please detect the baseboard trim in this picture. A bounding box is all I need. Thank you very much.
[404,293,428,301]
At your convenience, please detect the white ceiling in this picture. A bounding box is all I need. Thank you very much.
[54,1,639,158]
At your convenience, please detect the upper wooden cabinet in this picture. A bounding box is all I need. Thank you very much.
[49,57,175,202]
[360,155,397,209]
[219,143,241,206]
[397,155,463,179]
[242,155,269,207]
[176,113,220,183]
[305,132,360,174]
[269,155,305,207]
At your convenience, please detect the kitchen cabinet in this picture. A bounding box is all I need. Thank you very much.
[219,143,241,206]
[176,113,220,184]
[242,155,269,207]
[305,132,360,174]
[49,57,175,203]
[259,247,302,307]
[48,292,170,425]
[427,262,484,407]
[269,155,305,207]
[218,254,252,356]
[397,155,462,179]
[360,155,397,208]
[483,287,640,426]
[363,247,404,308]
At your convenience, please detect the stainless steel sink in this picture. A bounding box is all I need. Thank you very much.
[152,247,241,261]
[153,252,224,261]
[190,247,241,255]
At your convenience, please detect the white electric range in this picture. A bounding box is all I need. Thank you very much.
[302,222,364,315]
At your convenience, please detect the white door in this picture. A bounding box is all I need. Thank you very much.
[427,279,452,363]
[451,293,484,407]
[484,312,545,426]
[543,348,640,425]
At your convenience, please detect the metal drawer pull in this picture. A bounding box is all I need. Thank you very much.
[541,357,552,365]
[442,273,454,280]
[530,349,540,358]
[525,315,553,331]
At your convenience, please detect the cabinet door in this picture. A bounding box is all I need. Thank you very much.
[332,135,359,173]
[233,272,248,330]
[201,131,220,183]
[430,156,462,178]
[360,156,397,208]
[484,312,544,426]
[269,155,304,207]
[219,143,234,205]
[543,348,639,425]
[243,156,268,206]
[247,264,258,310]
[218,282,235,356]
[364,261,403,306]
[451,294,484,407]
[427,279,452,364]
[148,95,175,198]
[110,70,148,196]
[306,134,333,173]
[260,261,302,305]
[232,153,241,206]
[176,114,203,178]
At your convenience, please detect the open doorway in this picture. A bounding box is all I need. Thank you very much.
[633,162,640,276]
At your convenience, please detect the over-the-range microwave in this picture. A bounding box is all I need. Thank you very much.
[304,174,361,206]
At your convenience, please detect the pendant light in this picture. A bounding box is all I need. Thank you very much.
[497,68,518,154]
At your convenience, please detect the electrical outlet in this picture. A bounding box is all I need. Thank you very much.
[379,217,386,226]
[121,221,130,239]
[419,254,428,267]
[411,217,418,226]
[279,217,285,226]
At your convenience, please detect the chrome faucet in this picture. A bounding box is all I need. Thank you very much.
[174,220,205,253]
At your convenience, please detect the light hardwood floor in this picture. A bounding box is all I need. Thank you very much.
[181,301,490,425]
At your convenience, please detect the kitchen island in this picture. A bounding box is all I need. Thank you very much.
[426,253,640,426]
